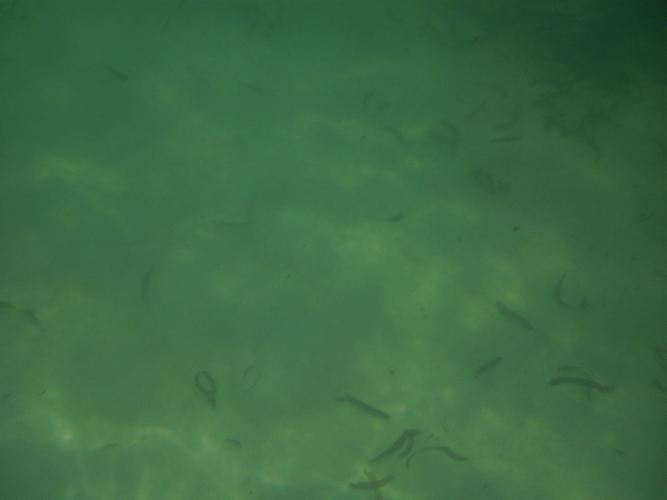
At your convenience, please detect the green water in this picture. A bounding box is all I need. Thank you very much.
[0,1,666,499]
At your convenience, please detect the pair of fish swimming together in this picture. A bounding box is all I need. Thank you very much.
[473,358,617,394]
[369,429,419,463]
[368,428,467,467]
[348,428,468,490]
[335,394,468,486]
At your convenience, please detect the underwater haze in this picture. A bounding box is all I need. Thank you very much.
[1,1,666,499]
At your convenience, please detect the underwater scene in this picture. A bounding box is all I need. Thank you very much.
[0,1,666,499]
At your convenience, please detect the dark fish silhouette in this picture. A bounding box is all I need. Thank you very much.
[105,65,129,82]
[553,274,588,310]
[141,267,153,304]
[370,429,420,463]
[335,394,390,421]
[405,446,468,468]
[549,376,616,393]
[0,301,40,324]
[474,356,501,377]
[195,371,217,407]
[496,301,533,331]
[349,474,394,490]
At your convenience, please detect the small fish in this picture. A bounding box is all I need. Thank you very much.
[386,212,403,223]
[431,120,460,155]
[549,376,616,393]
[105,65,129,82]
[370,429,420,463]
[20,308,40,325]
[496,301,533,331]
[336,394,390,421]
[240,365,261,394]
[651,379,667,393]
[362,90,375,111]
[349,474,394,490]
[464,99,487,121]
[474,356,501,377]
[471,169,509,194]
[399,431,418,458]
[223,438,242,449]
[405,446,468,468]
[362,472,385,500]
[240,82,269,93]
[495,106,521,130]
[491,135,523,143]
[542,117,602,159]
[652,138,667,159]
[195,371,217,407]
[384,126,411,146]
[141,267,153,305]
[0,302,40,324]
[481,82,509,99]
[553,274,588,310]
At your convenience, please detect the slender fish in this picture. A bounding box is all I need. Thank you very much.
[349,475,394,490]
[464,99,487,121]
[222,438,242,449]
[141,267,153,305]
[405,446,468,468]
[384,126,411,146]
[370,429,420,463]
[491,135,523,142]
[105,65,129,82]
[471,169,509,193]
[195,371,218,407]
[652,379,666,393]
[549,376,616,393]
[398,432,418,458]
[482,83,509,99]
[335,394,390,421]
[0,301,41,325]
[496,301,533,331]
[19,308,39,324]
[474,356,501,377]
[240,365,261,394]
[495,106,521,130]
[363,472,384,500]
[553,274,588,310]
[386,212,403,223]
